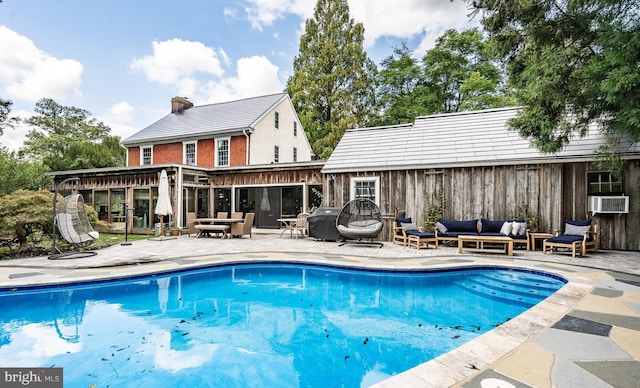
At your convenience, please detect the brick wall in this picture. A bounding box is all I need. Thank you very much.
[230,135,248,166]
[128,147,140,166]
[126,136,250,167]
[154,143,183,164]
[198,139,215,168]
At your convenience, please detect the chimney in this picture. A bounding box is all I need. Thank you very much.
[171,96,193,113]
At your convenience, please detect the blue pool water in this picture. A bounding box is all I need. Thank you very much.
[0,264,565,387]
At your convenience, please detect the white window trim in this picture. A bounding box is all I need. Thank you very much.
[183,141,197,165]
[140,145,153,165]
[350,176,380,205]
[215,137,230,167]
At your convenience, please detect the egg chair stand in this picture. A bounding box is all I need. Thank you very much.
[335,199,384,248]
[49,178,100,260]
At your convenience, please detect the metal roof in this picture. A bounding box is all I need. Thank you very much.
[122,93,288,145]
[322,107,640,173]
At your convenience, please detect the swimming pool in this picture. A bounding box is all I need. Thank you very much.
[0,263,565,387]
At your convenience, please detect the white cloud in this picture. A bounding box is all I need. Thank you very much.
[130,38,225,85]
[98,102,138,140]
[350,0,476,49]
[201,55,282,103]
[241,0,315,30]
[0,26,83,103]
[240,0,478,52]
[0,110,32,152]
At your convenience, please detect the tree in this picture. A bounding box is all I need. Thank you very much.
[470,0,640,169]
[286,0,377,159]
[369,43,438,126]
[0,150,51,196]
[0,98,20,137]
[20,98,126,170]
[421,28,513,113]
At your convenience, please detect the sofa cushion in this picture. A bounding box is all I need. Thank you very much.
[547,234,584,244]
[480,219,505,234]
[566,219,591,227]
[439,219,478,233]
[396,217,412,227]
[437,231,479,238]
[406,230,435,238]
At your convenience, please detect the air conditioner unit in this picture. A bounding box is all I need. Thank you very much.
[588,196,629,214]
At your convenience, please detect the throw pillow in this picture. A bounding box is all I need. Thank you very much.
[500,221,513,235]
[564,223,591,236]
[518,222,527,235]
[511,221,520,235]
[400,222,419,231]
[436,221,448,234]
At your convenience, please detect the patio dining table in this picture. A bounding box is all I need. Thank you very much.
[277,218,299,238]
[193,218,243,238]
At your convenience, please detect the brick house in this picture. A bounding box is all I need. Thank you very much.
[122,93,312,167]
[51,93,322,233]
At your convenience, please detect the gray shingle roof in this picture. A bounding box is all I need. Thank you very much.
[122,93,288,145]
[322,107,640,173]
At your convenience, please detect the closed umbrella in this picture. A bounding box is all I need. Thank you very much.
[155,170,173,236]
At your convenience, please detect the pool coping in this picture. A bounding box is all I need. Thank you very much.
[0,249,595,387]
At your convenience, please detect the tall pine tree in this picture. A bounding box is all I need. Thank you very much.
[286,0,376,159]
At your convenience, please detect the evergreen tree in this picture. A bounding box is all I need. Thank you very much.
[286,0,376,159]
[470,0,640,165]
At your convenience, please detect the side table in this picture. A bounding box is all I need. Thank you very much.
[529,232,553,251]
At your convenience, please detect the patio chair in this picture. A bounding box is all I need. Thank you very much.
[336,199,383,247]
[291,212,309,238]
[392,210,409,246]
[49,191,99,260]
[217,211,229,218]
[543,220,599,257]
[230,212,255,238]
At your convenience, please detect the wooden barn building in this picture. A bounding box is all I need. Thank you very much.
[321,107,640,250]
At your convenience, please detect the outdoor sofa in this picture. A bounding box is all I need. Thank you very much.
[435,218,530,249]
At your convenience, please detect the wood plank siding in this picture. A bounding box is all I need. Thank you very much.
[324,161,639,250]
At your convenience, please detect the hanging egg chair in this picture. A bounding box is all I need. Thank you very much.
[49,178,99,260]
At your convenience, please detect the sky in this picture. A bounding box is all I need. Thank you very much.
[0,0,479,151]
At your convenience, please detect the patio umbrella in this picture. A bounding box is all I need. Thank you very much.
[155,170,173,236]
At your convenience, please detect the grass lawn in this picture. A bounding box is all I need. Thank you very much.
[1,232,152,260]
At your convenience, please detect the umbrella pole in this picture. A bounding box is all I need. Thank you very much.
[160,215,164,236]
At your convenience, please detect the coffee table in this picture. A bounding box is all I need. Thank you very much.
[457,235,514,256]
